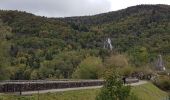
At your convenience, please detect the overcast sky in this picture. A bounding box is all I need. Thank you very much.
[0,0,170,17]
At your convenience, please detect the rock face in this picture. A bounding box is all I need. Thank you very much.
[156,55,166,71]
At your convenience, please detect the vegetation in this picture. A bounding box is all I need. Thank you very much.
[96,71,131,100]
[132,82,168,100]
[0,4,170,80]
[153,75,170,91]
[72,56,104,79]
[0,89,100,100]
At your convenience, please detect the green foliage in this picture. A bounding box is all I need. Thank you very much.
[0,41,10,80]
[129,46,149,66]
[96,71,131,100]
[153,75,170,91]
[72,56,104,79]
[0,5,170,80]
[0,21,11,80]
[104,54,135,77]
[117,66,135,77]
[105,54,129,68]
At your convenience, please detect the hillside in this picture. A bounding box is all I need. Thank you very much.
[62,5,170,25]
[0,4,170,80]
[64,4,170,53]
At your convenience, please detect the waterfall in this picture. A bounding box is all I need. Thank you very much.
[104,38,113,50]
[107,38,113,50]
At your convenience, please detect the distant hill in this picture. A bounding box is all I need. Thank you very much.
[62,4,170,25]
[0,4,170,80]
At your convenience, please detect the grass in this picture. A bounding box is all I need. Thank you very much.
[132,82,168,100]
[0,83,168,100]
[0,89,100,100]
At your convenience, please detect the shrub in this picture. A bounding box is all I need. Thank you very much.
[117,66,134,77]
[72,56,104,79]
[105,54,129,68]
[96,71,131,100]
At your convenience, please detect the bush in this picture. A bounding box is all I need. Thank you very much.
[105,54,129,68]
[105,54,135,77]
[96,71,131,100]
[72,56,104,79]
[117,66,134,77]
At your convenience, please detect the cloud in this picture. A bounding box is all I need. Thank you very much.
[0,0,111,17]
[0,0,170,17]
[108,0,170,11]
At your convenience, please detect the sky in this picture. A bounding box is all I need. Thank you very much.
[0,0,170,17]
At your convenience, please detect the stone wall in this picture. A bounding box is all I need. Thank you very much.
[0,80,104,93]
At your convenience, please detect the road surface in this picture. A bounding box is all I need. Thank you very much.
[126,80,147,86]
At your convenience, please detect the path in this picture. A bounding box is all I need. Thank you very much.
[126,80,148,86]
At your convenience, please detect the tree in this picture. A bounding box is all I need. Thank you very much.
[72,56,103,79]
[96,71,131,100]
[0,21,11,80]
[105,54,129,68]
[117,66,134,77]
[129,46,149,66]
[30,70,39,80]
[39,61,55,79]
[0,42,10,80]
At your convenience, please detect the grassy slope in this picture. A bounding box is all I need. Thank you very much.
[132,83,168,100]
[0,83,168,100]
[0,89,100,100]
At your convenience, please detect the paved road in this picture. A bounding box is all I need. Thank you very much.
[18,86,103,95]
[126,80,148,86]
[7,80,147,95]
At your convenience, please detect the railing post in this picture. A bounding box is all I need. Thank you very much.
[19,84,22,95]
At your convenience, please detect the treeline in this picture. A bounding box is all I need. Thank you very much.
[0,5,170,80]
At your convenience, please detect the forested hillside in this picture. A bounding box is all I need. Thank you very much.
[0,4,170,80]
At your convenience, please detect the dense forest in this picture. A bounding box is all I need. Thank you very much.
[0,4,170,80]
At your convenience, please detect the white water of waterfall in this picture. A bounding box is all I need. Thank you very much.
[107,38,113,50]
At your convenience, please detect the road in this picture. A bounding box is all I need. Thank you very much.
[126,80,147,86]
[7,80,147,95]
